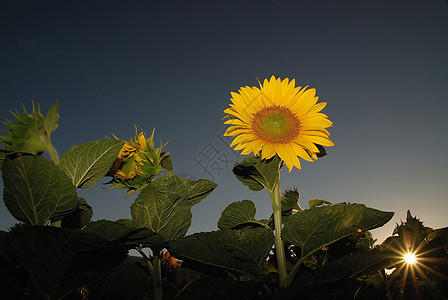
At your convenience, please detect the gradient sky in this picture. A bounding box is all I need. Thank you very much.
[1,0,447,243]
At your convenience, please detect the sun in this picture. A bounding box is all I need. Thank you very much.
[403,252,416,264]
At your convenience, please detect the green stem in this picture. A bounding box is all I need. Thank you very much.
[153,250,163,300]
[136,247,153,273]
[47,142,60,165]
[381,269,393,300]
[269,172,288,288]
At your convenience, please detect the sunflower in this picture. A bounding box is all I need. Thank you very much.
[223,76,334,171]
[108,126,171,196]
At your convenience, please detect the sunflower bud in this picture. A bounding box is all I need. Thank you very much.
[107,126,170,197]
[0,101,60,163]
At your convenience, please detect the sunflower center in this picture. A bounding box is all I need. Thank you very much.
[252,106,300,143]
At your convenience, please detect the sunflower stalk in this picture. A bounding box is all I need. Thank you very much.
[152,249,163,300]
[269,167,288,288]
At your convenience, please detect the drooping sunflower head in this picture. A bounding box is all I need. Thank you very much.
[108,126,171,197]
[0,101,59,156]
[223,76,334,171]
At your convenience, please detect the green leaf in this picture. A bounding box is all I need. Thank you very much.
[170,227,274,279]
[218,200,268,230]
[232,155,281,192]
[131,172,216,241]
[283,204,393,260]
[60,139,124,188]
[308,199,332,208]
[84,219,167,249]
[2,155,78,225]
[43,101,59,137]
[60,197,93,228]
[5,225,128,299]
[0,149,9,169]
[178,176,217,206]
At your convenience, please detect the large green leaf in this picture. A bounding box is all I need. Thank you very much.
[218,200,268,230]
[131,172,216,241]
[2,155,78,225]
[5,225,128,299]
[232,155,280,192]
[283,204,393,260]
[84,219,167,249]
[169,227,274,279]
[60,139,124,188]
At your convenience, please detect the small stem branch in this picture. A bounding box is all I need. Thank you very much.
[51,220,61,227]
[270,173,288,288]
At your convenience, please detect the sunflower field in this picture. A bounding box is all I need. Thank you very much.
[0,79,447,299]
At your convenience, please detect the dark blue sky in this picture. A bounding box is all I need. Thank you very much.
[1,0,447,242]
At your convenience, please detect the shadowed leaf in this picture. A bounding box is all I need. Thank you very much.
[218,200,268,230]
[5,225,128,299]
[283,204,393,260]
[60,197,92,228]
[170,227,274,279]
[84,219,167,249]
[233,155,280,192]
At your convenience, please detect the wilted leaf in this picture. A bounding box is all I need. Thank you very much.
[218,200,268,230]
[131,172,216,241]
[2,155,78,225]
[170,227,274,279]
[283,204,393,260]
[60,139,124,188]
[232,155,280,192]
